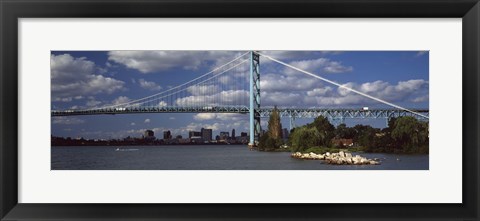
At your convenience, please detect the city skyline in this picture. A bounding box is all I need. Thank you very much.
[51,51,429,139]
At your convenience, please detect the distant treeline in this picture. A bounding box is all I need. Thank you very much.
[258,107,429,154]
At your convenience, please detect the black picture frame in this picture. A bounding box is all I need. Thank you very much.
[1,0,479,220]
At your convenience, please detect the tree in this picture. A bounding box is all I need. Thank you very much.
[352,124,379,151]
[307,116,335,146]
[268,106,283,139]
[334,123,356,139]
[258,106,283,150]
[290,127,322,152]
[391,116,429,153]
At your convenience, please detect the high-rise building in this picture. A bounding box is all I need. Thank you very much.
[201,128,212,141]
[163,130,172,140]
[189,131,201,138]
[231,129,236,139]
[144,130,154,138]
[240,132,248,137]
[219,131,230,140]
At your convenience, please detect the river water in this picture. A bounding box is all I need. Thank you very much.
[51,145,428,170]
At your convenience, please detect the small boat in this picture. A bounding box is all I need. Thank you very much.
[115,147,139,151]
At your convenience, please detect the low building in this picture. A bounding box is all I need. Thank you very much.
[331,138,354,147]
[144,130,155,140]
[189,131,201,138]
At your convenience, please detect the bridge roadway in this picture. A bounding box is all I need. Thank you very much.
[51,106,429,120]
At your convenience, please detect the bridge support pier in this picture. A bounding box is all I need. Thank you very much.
[249,51,261,147]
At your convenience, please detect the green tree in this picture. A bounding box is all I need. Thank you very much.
[307,116,335,146]
[258,106,283,151]
[391,116,429,153]
[334,123,356,139]
[268,106,283,139]
[351,124,379,151]
[290,127,322,152]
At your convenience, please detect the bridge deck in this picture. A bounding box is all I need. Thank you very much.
[51,106,429,120]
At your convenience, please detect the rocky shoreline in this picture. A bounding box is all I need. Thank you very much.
[291,151,380,165]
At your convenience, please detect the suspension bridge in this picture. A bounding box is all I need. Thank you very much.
[52,51,429,147]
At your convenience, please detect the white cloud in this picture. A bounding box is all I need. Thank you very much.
[144,119,151,123]
[138,79,162,91]
[193,113,216,121]
[306,87,333,96]
[130,122,136,126]
[51,54,125,101]
[286,58,353,74]
[261,91,304,107]
[258,79,428,108]
[175,90,249,107]
[411,95,429,102]
[52,116,85,125]
[260,73,322,92]
[187,84,219,96]
[85,98,102,107]
[158,101,167,107]
[53,97,73,102]
[112,96,131,105]
[193,113,246,122]
[107,51,242,74]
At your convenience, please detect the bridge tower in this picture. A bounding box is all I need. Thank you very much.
[249,51,261,147]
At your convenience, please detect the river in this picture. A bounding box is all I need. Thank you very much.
[51,145,428,170]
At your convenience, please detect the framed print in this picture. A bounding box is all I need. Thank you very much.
[1,0,479,220]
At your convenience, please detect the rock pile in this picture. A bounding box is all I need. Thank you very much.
[291,151,380,165]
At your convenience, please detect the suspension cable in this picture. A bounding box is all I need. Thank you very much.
[91,51,250,110]
[257,52,429,119]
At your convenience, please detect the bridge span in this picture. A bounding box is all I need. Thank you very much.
[52,106,428,128]
[52,51,429,146]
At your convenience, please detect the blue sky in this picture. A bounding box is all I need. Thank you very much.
[51,51,429,139]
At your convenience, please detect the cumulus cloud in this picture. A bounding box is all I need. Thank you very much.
[85,98,102,107]
[193,113,216,121]
[286,58,353,75]
[138,79,162,91]
[187,85,220,96]
[306,87,334,96]
[260,73,322,92]
[193,113,246,121]
[144,118,151,123]
[111,96,131,105]
[52,116,85,125]
[260,79,428,107]
[175,90,249,107]
[411,95,429,103]
[158,101,167,107]
[51,54,125,101]
[107,51,244,74]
